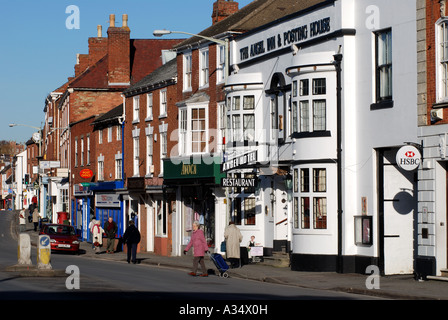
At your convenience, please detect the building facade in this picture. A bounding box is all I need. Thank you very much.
[225,0,418,274]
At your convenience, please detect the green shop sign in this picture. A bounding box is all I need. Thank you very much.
[163,156,225,184]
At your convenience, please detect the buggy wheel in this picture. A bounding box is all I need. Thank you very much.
[222,272,229,278]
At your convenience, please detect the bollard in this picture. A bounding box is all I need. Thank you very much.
[18,233,32,265]
[37,235,52,270]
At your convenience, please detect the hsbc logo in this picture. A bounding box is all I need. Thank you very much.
[396,146,421,171]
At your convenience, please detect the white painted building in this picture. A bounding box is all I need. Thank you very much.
[223,0,418,274]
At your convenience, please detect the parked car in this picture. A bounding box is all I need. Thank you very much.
[39,224,80,254]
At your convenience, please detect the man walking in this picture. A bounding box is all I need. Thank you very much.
[103,217,117,254]
[122,220,141,264]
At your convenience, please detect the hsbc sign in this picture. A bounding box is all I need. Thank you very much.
[396,145,421,171]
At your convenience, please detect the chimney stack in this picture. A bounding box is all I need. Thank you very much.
[212,0,239,25]
[107,14,131,86]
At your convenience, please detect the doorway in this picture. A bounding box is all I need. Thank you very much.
[378,149,417,275]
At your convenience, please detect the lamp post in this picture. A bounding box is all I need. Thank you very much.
[9,123,42,157]
[153,29,229,84]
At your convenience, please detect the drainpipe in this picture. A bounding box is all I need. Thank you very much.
[333,53,343,274]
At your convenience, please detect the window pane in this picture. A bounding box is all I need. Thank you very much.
[313,197,327,229]
[233,96,240,110]
[313,100,326,131]
[293,197,299,229]
[313,168,326,192]
[300,79,309,96]
[243,96,255,110]
[301,197,310,229]
[244,198,256,225]
[300,101,309,132]
[300,169,309,192]
[233,198,242,225]
[312,78,326,95]
[243,114,255,141]
[292,102,298,133]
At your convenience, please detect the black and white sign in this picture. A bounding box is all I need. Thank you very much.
[396,145,421,171]
[222,150,257,172]
[221,178,257,188]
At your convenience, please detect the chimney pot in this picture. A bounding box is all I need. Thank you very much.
[123,14,128,28]
[97,25,102,37]
[109,14,115,27]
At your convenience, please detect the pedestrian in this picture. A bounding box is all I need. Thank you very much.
[122,220,141,264]
[89,218,97,250]
[19,209,26,232]
[184,221,209,277]
[91,220,104,254]
[103,216,117,254]
[224,221,243,268]
[32,208,39,232]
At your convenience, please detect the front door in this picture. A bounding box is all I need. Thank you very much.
[381,149,416,275]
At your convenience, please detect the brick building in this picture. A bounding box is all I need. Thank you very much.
[416,0,448,278]
[46,14,182,241]
[122,58,178,255]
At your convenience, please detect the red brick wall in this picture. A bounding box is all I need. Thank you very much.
[426,0,448,124]
[95,124,123,182]
[70,116,96,188]
[107,27,130,84]
[212,0,239,25]
[69,91,123,124]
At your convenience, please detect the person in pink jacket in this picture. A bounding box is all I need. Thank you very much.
[184,221,209,277]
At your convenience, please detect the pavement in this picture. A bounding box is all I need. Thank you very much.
[7,210,448,300]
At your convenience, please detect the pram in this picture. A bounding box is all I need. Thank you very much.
[208,252,229,278]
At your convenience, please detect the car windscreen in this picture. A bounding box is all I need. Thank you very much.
[46,226,76,236]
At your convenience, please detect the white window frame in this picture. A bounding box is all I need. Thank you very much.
[116,125,121,141]
[98,155,104,181]
[80,138,84,166]
[437,18,448,103]
[160,89,167,118]
[183,52,192,92]
[178,103,209,155]
[115,153,122,180]
[199,47,209,88]
[146,134,153,176]
[133,136,139,177]
[107,127,112,143]
[217,45,225,84]
[87,135,90,165]
[133,96,140,122]
[146,93,153,121]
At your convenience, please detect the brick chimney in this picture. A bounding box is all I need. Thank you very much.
[107,14,131,86]
[212,0,239,25]
[88,25,108,66]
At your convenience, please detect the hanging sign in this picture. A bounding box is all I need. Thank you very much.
[396,145,421,171]
[79,169,93,179]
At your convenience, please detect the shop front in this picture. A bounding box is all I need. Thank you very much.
[163,156,226,256]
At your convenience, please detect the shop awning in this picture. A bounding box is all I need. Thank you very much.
[163,156,225,185]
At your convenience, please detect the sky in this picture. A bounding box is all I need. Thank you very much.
[0,0,253,143]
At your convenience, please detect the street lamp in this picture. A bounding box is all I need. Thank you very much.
[153,29,229,84]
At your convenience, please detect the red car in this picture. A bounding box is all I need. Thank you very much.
[39,224,80,254]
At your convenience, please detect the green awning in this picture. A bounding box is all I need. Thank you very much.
[163,156,225,185]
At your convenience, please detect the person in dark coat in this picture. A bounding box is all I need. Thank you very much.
[122,220,141,264]
[104,217,118,253]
